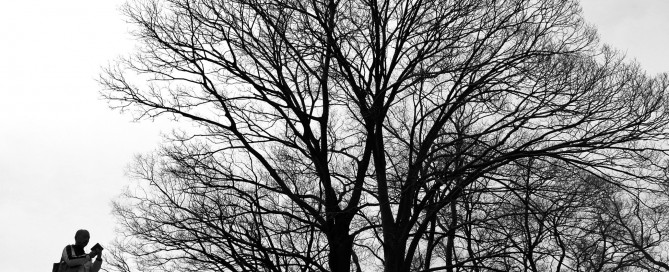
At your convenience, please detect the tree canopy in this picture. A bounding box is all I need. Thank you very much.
[101,0,669,271]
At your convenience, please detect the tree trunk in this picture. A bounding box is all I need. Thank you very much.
[329,223,354,272]
[383,236,406,272]
[446,199,457,272]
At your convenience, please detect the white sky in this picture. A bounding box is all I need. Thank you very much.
[0,1,667,272]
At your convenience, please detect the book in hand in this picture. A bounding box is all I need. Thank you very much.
[91,243,103,252]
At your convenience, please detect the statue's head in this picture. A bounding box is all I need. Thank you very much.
[74,229,90,248]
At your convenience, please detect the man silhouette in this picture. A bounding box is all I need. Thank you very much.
[59,229,103,272]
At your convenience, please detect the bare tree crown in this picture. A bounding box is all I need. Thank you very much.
[101,0,669,271]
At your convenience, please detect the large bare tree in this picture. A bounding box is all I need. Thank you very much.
[101,0,669,271]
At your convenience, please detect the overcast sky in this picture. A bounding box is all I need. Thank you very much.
[0,1,667,272]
